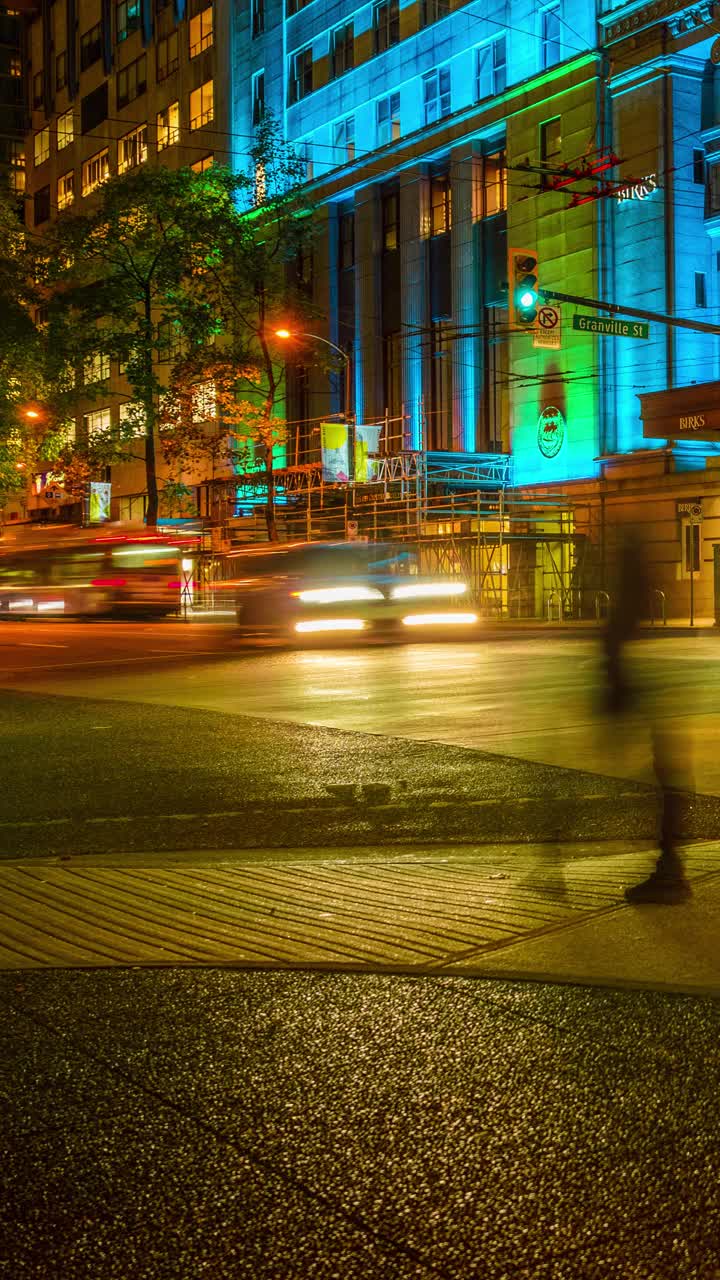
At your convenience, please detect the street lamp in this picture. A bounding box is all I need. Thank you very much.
[274,328,352,419]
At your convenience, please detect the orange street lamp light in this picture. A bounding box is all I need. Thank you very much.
[273,328,352,417]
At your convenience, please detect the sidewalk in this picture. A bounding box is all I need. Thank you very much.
[3,840,719,994]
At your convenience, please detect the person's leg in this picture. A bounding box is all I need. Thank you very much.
[625,725,691,904]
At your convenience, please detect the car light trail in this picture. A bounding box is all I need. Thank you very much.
[294,618,367,633]
[294,586,384,604]
[401,612,478,627]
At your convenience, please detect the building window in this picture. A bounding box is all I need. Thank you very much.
[382,191,399,251]
[252,0,264,36]
[423,67,451,125]
[377,92,400,146]
[189,79,213,129]
[694,149,705,185]
[33,185,51,225]
[55,50,67,91]
[57,170,74,210]
[33,126,50,167]
[80,22,103,71]
[289,47,312,103]
[373,0,398,54]
[117,0,141,42]
[541,3,561,69]
[57,109,74,150]
[420,0,449,26]
[430,322,452,450]
[9,54,21,78]
[156,101,179,149]
[84,352,111,383]
[118,123,148,172]
[251,70,264,125]
[156,318,182,362]
[33,70,43,107]
[157,31,179,80]
[6,141,24,193]
[540,116,562,166]
[383,332,402,438]
[81,83,109,134]
[254,161,266,202]
[331,22,353,78]
[84,408,112,437]
[333,115,355,164]
[82,148,110,195]
[338,210,354,269]
[478,149,506,217]
[117,55,147,109]
[119,402,145,437]
[476,36,506,100]
[430,174,451,235]
[191,153,213,172]
[695,271,707,308]
[286,0,312,12]
[189,6,213,56]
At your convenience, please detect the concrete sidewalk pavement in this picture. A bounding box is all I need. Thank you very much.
[2,839,719,994]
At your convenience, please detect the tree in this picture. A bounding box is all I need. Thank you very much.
[162,116,319,540]
[44,165,249,527]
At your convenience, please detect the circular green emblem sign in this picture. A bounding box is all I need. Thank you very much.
[537,405,566,459]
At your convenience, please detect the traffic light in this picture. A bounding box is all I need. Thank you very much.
[508,248,540,328]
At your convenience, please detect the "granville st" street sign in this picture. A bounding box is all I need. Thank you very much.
[573,314,649,339]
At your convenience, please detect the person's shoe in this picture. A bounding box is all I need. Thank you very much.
[624,872,692,905]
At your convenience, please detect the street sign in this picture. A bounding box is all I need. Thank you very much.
[533,304,561,349]
[573,314,649,340]
[677,501,703,524]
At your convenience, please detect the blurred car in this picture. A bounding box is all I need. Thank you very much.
[222,542,479,640]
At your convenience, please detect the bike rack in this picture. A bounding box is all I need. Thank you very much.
[594,590,610,622]
[651,588,667,627]
[546,591,562,622]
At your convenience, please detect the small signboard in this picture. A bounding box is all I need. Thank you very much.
[677,500,703,524]
[573,314,649,340]
[533,304,561,350]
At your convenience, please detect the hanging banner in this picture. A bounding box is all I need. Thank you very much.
[89,481,112,522]
[320,421,350,483]
[354,423,382,483]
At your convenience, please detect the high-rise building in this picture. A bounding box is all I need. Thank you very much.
[0,3,26,194]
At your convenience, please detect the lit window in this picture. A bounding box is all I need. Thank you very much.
[57,171,74,210]
[7,141,24,193]
[34,127,50,167]
[119,402,145,436]
[193,381,216,422]
[84,353,111,384]
[118,124,148,173]
[117,54,147,109]
[382,191,398,251]
[430,174,451,235]
[189,6,213,57]
[116,0,141,42]
[331,22,353,79]
[57,109,74,150]
[254,161,266,203]
[9,53,21,77]
[289,47,312,104]
[251,70,265,125]
[376,92,400,146]
[157,31,178,80]
[84,407,112,437]
[191,153,213,172]
[82,148,110,195]
[156,318,182,362]
[332,116,354,164]
[423,67,451,125]
[189,79,213,129]
[476,36,506,100]
[479,149,506,218]
[373,0,399,53]
[541,3,561,69]
[156,101,180,150]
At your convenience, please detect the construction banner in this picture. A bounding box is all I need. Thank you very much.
[354,423,382,483]
[320,421,350,483]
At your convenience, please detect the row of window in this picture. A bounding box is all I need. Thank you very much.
[286,5,558,105]
[33,81,213,175]
[32,2,212,104]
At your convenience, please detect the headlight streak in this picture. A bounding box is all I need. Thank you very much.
[294,618,367,634]
[391,581,467,600]
[401,612,478,627]
[295,586,384,604]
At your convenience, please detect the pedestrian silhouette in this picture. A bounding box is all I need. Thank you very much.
[603,529,692,904]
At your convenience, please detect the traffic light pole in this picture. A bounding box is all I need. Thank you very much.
[539,288,720,338]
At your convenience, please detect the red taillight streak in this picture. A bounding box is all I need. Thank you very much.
[91,578,127,588]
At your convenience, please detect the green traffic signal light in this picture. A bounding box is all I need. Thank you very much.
[510,250,539,327]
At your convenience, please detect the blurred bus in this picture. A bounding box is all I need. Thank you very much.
[0,526,197,619]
